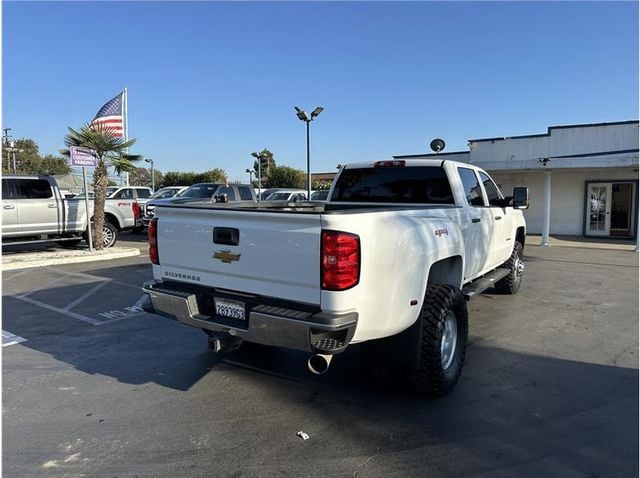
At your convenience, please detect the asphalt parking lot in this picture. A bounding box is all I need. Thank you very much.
[2,237,638,477]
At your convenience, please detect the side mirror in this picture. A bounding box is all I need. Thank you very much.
[512,187,529,209]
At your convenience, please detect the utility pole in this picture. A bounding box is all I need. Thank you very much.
[2,128,12,171]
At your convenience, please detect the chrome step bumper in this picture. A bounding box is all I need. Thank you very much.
[142,281,357,354]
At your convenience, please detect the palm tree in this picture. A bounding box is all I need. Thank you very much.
[61,123,141,250]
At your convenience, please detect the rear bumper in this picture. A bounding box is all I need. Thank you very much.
[141,281,357,354]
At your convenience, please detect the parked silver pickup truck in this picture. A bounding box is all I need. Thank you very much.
[2,175,140,247]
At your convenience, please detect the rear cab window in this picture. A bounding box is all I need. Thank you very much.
[237,186,254,200]
[136,189,151,199]
[13,179,53,199]
[332,165,454,204]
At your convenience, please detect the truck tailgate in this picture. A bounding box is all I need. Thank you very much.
[155,206,323,305]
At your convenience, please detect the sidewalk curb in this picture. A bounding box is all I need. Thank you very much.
[2,247,142,271]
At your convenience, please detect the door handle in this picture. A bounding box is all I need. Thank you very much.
[471,218,481,223]
[494,216,502,221]
[3,204,15,210]
[48,203,57,208]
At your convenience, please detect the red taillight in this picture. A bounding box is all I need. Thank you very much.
[132,201,140,219]
[321,230,360,291]
[148,218,159,265]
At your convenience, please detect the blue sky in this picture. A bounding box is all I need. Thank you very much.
[3,1,638,182]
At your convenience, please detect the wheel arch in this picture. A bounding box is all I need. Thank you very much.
[427,255,463,289]
[516,226,526,251]
[103,212,121,230]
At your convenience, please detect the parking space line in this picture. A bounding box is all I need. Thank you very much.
[53,269,141,291]
[99,311,146,325]
[2,330,27,347]
[13,274,79,299]
[63,281,110,311]
[2,269,33,281]
[11,295,104,326]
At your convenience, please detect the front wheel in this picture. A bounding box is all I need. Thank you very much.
[495,241,524,294]
[407,284,468,397]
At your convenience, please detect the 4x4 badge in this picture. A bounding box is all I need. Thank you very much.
[213,250,241,263]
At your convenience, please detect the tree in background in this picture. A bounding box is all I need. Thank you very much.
[61,124,141,250]
[160,169,227,187]
[2,138,71,175]
[129,166,163,188]
[264,165,306,189]
[252,149,276,181]
[311,179,332,190]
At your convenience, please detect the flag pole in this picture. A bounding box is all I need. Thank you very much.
[123,87,129,186]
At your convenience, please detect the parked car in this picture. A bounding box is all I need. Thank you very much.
[75,186,153,204]
[259,188,279,200]
[142,159,529,396]
[149,186,189,200]
[310,190,330,201]
[2,175,140,248]
[137,186,189,230]
[141,183,256,226]
[264,189,308,202]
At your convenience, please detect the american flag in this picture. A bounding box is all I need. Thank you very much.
[90,92,124,137]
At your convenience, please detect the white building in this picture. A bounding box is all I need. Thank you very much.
[396,120,639,242]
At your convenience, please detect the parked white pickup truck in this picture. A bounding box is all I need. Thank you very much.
[2,175,140,248]
[142,159,529,396]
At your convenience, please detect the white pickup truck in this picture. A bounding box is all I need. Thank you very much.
[2,175,140,248]
[142,159,529,396]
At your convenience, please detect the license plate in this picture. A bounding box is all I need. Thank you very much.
[214,298,245,321]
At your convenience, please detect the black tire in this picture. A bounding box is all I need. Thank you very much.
[57,239,82,248]
[494,242,524,294]
[406,284,468,397]
[102,221,118,248]
[85,221,118,248]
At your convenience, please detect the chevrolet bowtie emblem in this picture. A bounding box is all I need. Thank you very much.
[213,250,241,263]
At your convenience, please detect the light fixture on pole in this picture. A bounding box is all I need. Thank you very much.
[245,168,254,186]
[251,152,263,202]
[294,106,323,199]
[145,158,155,192]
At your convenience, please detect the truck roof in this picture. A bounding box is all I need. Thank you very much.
[343,158,470,169]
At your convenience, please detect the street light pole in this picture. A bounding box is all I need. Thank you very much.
[145,158,155,192]
[251,152,263,202]
[245,168,254,186]
[294,106,323,199]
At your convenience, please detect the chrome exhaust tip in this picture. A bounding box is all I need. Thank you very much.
[307,354,333,375]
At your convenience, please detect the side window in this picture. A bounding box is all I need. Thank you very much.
[457,168,485,206]
[2,179,14,199]
[136,189,151,199]
[15,179,53,199]
[114,189,133,199]
[216,186,237,201]
[237,186,253,200]
[479,171,502,206]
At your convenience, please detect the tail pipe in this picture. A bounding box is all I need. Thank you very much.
[307,354,333,375]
